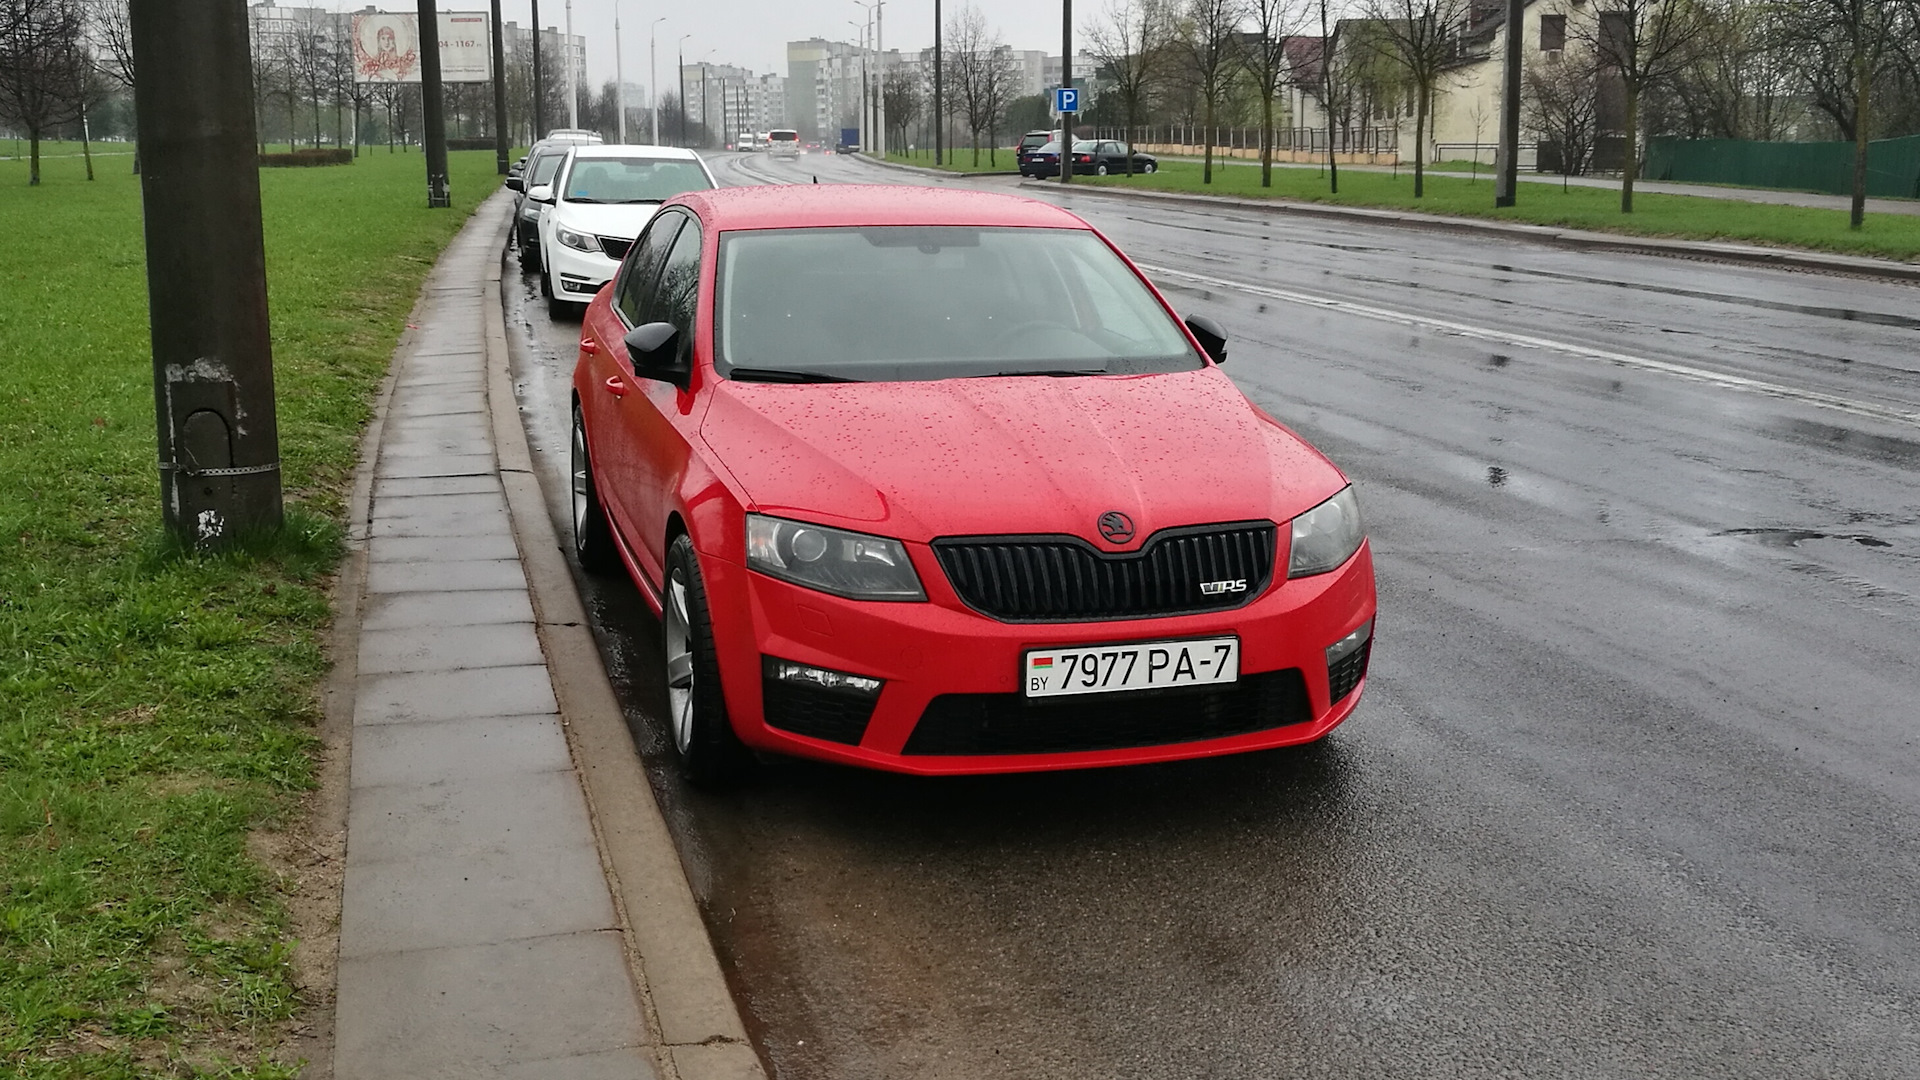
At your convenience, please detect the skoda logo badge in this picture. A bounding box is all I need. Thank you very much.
[1097,511,1136,544]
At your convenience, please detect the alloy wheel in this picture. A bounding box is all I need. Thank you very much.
[665,569,695,754]
[571,414,590,541]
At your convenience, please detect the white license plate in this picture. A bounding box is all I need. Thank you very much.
[1023,637,1239,698]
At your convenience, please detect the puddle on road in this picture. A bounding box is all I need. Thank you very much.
[1767,417,1920,467]
[1716,527,1893,549]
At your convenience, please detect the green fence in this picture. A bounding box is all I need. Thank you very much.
[1644,134,1920,200]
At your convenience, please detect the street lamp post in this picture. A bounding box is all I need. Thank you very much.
[615,0,626,141]
[530,0,541,142]
[418,0,450,203]
[934,0,942,166]
[490,0,507,172]
[676,34,690,146]
[873,0,885,158]
[565,0,576,129]
[649,17,666,144]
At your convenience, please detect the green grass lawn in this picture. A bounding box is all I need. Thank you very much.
[1075,159,1920,262]
[1,148,501,1077]
[886,147,1020,173]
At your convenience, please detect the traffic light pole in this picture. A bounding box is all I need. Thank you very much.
[418,0,451,206]
[1493,0,1522,208]
[128,0,282,545]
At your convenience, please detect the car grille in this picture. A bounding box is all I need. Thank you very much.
[903,669,1311,756]
[1327,639,1371,704]
[597,236,632,259]
[932,521,1277,623]
[761,676,877,745]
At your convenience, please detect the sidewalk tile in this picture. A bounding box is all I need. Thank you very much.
[357,621,543,675]
[350,714,571,789]
[366,558,525,594]
[357,665,557,724]
[373,491,509,518]
[379,436,497,459]
[346,768,591,864]
[375,453,496,480]
[495,1048,659,1080]
[366,534,521,566]
[359,588,532,629]
[334,931,646,1079]
[338,842,615,958]
[374,473,502,498]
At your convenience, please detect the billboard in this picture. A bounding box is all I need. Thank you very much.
[351,11,493,83]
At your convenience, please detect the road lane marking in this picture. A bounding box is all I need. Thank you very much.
[1138,263,1920,430]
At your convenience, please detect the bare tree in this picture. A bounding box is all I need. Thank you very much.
[1661,0,1794,141]
[83,0,137,168]
[1086,0,1171,175]
[1242,0,1307,185]
[1356,0,1474,198]
[1774,0,1905,228]
[0,0,87,184]
[948,4,996,165]
[1575,0,1708,213]
[1526,47,1600,188]
[1174,0,1245,183]
[977,42,1017,164]
[883,67,921,151]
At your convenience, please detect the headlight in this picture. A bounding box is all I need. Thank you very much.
[746,514,926,601]
[1288,486,1364,578]
[556,225,599,253]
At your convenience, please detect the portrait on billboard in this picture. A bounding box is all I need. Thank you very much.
[352,13,421,83]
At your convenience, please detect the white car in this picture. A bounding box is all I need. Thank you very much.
[538,145,718,317]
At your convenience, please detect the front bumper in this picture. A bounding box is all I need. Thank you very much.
[700,538,1376,775]
[545,236,619,300]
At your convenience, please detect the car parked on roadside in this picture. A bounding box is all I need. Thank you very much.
[1023,139,1158,177]
[537,144,717,318]
[508,142,576,272]
[568,185,1376,783]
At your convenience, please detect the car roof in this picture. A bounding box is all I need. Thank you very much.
[564,143,703,160]
[671,185,1089,232]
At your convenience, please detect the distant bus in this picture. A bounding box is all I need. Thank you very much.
[767,129,800,158]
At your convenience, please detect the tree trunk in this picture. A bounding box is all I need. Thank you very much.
[1850,34,1870,230]
[1261,90,1273,187]
[1413,83,1428,198]
[1203,93,1215,184]
[82,107,95,181]
[28,130,41,186]
[1621,78,1639,213]
[1125,101,1135,176]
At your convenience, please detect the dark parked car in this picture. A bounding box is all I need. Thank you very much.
[1071,139,1157,175]
[507,144,572,272]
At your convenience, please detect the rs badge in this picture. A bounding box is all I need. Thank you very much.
[1199,579,1248,596]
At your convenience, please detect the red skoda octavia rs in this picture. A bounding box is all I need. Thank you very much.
[570,185,1375,782]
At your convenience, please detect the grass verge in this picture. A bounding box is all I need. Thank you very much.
[1074,159,1920,262]
[886,148,1019,174]
[1,148,502,1077]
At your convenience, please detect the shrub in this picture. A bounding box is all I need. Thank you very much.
[260,148,353,167]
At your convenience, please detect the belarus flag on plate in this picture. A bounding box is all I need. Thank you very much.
[1030,656,1053,669]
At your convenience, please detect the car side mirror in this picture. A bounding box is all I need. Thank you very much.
[1186,314,1228,364]
[528,183,552,203]
[623,321,688,388]
[505,175,523,192]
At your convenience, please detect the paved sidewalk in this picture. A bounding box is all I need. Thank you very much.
[332,198,658,1080]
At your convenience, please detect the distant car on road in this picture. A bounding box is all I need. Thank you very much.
[767,129,801,159]
[537,144,717,318]
[568,185,1375,783]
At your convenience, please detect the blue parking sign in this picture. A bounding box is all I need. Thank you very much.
[1053,87,1081,114]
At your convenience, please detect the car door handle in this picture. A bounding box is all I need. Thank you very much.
[581,337,599,355]
[603,375,627,397]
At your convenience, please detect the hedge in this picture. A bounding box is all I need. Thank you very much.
[260,148,353,167]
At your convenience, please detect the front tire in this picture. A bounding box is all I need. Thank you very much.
[1143,162,1157,174]
[519,229,541,271]
[570,404,618,575]
[664,534,749,786]
[1096,163,1109,176]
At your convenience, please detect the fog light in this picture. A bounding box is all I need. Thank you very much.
[763,657,883,697]
[1326,618,1373,665]
[560,274,597,294]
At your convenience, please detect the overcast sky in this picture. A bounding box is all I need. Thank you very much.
[319,2,1081,90]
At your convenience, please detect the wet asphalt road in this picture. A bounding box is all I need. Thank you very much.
[503,151,1920,1079]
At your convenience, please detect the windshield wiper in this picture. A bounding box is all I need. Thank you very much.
[973,368,1109,378]
[727,366,856,383]
[615,198,665,204]
[565,196,606,203]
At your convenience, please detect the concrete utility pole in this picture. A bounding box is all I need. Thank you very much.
[651,18,665,144]
[129,0,283,545]
[490,0,508,173]
[934,0,942,165]
[677,35,690,145]
[418,0,451,205]
[874,0,885,158]
[565,0,576,128]
[530,0,543,141]
[1060,0,1071,184]
[1493,0,1522,207]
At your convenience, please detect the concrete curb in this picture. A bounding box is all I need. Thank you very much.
[480,218,768,1080]
[859,153,1018,179]
[1015,178,1920,284]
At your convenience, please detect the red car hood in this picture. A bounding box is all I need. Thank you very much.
[699,368,1347,549]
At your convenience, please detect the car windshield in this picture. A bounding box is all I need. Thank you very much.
[716,226,1203,383]
[561,157,712,203]
[1033,142,1060,155]
[1073,141,1098,152]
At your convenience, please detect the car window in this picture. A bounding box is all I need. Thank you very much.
[715,227,1202,382]
[529,150,566,185]
[560,157,714,204]
[614,212,685,327]
[652,218,703,337]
